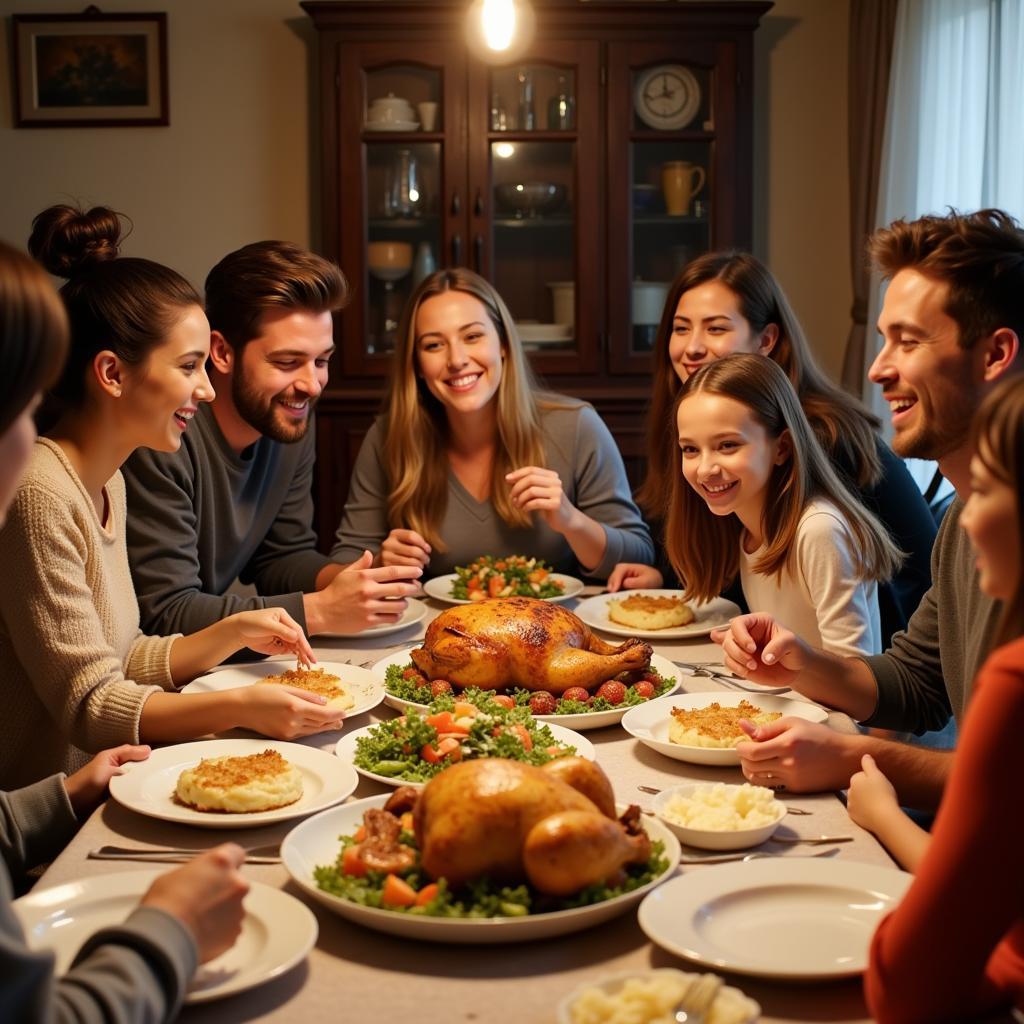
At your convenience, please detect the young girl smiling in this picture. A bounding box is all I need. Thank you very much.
[668,353,901,657]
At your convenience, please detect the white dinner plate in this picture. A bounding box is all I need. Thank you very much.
[14,870,317,1001]
[422,572,585,605]
[334,720,596,787]
[638,859,912,979]
[109,739,359,828]
[621,692,829,767]
[181,660,386,722]
[282,796,681,943]
[574,591,742,640]
[313,598,428,639]
[373,646,683,731]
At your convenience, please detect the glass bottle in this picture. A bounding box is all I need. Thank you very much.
[491,92,508,131]
[547,75,575,130]
[517,70,535,131]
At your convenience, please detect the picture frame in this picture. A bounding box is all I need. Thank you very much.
[11,10,168,127]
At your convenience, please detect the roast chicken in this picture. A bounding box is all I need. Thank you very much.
[410,597,652,693]
[382,757,651,897]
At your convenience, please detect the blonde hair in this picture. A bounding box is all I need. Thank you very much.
[381,268,569,550]
[666,354,902,603]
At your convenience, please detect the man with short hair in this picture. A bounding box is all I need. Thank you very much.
[714,208,1024,805]
[124,241,421,638]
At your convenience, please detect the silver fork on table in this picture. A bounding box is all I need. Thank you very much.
[679,846,841,866]
[88,843,281,864]
[673,972,722,1023]
[672,660,791,695]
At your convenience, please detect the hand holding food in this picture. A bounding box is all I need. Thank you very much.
[240,682,346,739]
[226,607,315,663]
[63,743,151,817]
[141,844,249,964]
[505,466,576,533]
[411,598,652,693]
[712,612,807,686]
[847,753,901,835]
[257,665,354,710]
[380,528,432,569]
[605,562,665,592]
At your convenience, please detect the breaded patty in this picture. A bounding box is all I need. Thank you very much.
[257,667,354,710]
[608,593,695,630]
[668,700,782,749]
[175,749,303,813]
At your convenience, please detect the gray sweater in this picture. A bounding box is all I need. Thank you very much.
[862,498,1001,733]
[331,402,654,579]
[123,403,332,635]
[1,776,196,1022]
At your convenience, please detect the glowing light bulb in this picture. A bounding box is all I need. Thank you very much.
[494,142,516,159]
[481,0,516,51]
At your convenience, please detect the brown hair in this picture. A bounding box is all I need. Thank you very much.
[204,240,349,351]
[970,374,1024,646]
[869,208,1024,351]
[28,204,201,411]
[666,354,902,603]
[382,267,571,550]
[0,240,69,434]
[636,251,882,523]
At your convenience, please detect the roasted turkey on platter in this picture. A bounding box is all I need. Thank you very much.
[410,596,652,693]
[380,757,651,897]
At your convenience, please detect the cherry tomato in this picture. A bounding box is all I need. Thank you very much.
[528,691,558,715]
[561,686,591,704]
[633,680,656,699]
[430,679,454,697]
[491,694,515,710]
[596,681,627,705]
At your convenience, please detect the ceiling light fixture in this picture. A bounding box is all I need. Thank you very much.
[466,0,535,63]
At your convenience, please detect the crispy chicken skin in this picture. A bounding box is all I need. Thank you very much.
[411,757,650,896]
[410,597,652,693]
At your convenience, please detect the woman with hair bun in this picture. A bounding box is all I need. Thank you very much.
[0,205,345,789]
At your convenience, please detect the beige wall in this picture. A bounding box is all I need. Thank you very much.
[0,0,851,378]
[753,0,852,381]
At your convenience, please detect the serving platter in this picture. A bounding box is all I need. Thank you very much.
[181,660,386,722]
[621,691,829,767]
[638,859,912,979]
[14,870,317,1001]
[422,572,585,605]
[109,739,359,828]
[282,795,681,943]
[574,591,741,640]
[334,721,595,787]
[373,647,683,731]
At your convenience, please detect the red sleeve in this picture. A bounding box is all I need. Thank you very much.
[864,638,1024,1022]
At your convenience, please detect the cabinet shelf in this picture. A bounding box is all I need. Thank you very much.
[493,216,574,228]
[368,217,441,231]
[632,214,709,227]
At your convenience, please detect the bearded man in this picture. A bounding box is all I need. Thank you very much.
[124,241,421,637]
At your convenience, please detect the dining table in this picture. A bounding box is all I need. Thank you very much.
[33,587,905,1024]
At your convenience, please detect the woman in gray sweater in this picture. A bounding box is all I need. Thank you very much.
[0,238,248,1022]
[332,268,652,580]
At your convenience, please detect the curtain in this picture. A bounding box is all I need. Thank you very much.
[842,0,899,396]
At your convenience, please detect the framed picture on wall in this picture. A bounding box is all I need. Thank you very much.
[11,10,168,127]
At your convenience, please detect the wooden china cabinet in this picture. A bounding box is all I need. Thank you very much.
[301,0,772,549]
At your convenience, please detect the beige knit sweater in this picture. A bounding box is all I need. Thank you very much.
[0,439,177,788]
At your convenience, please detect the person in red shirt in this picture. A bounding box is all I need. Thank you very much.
[852,373,1024,1021]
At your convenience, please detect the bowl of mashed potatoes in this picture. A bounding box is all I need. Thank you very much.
[557,968,759,1024]
[651,783,786,850]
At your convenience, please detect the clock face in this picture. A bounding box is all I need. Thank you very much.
[634,64,701,131]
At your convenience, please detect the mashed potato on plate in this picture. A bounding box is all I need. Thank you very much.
[257,666,354,710]
[607,594,694,630]
[661,783,783,832]
[668,700,781,748]
[175,749,303,813]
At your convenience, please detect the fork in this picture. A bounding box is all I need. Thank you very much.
[88,843,281,864]
[636,784,812,815]
[673,972,722,1023]
[672,660,791,695]
[679,846,841,865]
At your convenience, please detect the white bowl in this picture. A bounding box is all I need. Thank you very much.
[651,783,786,851]
[556,967,760,1024]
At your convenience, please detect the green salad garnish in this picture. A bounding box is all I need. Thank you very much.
[451,555,564,600]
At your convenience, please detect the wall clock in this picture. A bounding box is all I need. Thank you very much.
[633,64,701,131]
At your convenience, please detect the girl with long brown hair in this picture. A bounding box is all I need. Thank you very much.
[853,373,1024,1019]
[611,251,935,643]
[670,354,901,656]
[331,268,651,579]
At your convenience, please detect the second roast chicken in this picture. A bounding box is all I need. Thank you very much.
[410,596,652,692]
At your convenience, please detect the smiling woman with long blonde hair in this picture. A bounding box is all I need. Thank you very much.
[331,268,652,579]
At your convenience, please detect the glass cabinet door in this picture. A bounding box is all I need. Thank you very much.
[336,44,467,374]
[608,43,728,375]
[467,43,601,375]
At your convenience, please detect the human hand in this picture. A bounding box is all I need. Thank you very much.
[309,550,422,635]
[711,613,808,687]
[847,753,901,835]
[141,844,249,964]
[226,608,315,664]
[380,528,431,569]
[505,466,576,534]
[238,683,346,739]
[736,717,858,793]
[606,563,664,592]
[64,744,151,817]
